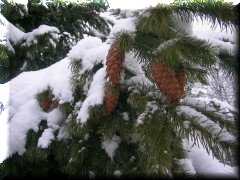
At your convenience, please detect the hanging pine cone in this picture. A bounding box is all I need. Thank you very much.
[106,43,125,85]
[104,86,119,115]
[151,62,182,102]
[175,69,186,98]
[39,98,59,112]
[104,43,125,115]
[40,99,52,112]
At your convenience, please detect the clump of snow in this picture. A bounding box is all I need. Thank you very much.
[79,43,110,75]
[106,17,136,44]
[67,37,110,75]
[0,14,24,53]
[2,16,25,44]
[121,112,129,121]
[67,37,103,61]
[89,171,95,178]
[44,108,64,130]
[22,25,60,47]
[57,127,69,141]
[113,170,122,177]
[136,101,158,125]
[8,99,44,155]
[77,67,106,124]
[37,128,54,148]
[177,159,196,175]
[183,139,238,177]
[84,133,90,140]
[101,135,121,160]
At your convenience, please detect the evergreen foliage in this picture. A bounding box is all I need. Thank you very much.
[0,0,238,178]
[0,0,111,83]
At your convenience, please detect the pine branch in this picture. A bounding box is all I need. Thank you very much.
[151,35,216,71]
[172,0,237,32]
[176,103,237,164]
[183,64,208,84]
[136,5,176,37]
[216,49,238,76]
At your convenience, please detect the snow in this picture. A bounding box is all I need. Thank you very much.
[192,19,238,55]
[182,96,237,121]
[113,170,122,177]
[121,112,129,121]
[0,106,9,163]
[0,3,238,175]
[177,158,196,175]
[22,25,60,47]
[3,17,25,44]
[67,36,110,75]
[79,44,110,74]
[178,105,235,142]
[67,37,102,61]
[77,67,106,124]
[0,57,73,158]
[101,135,121,160]
[0,14,24,53]
[124,51,153,86]
[154,38,179,54]
[173,13,193,35]
[183,139,238,177]
[9,99,43,155]
[106,17,136,44]
[44,108,63,130]
[136,101,158,125]
[37,128,54,148]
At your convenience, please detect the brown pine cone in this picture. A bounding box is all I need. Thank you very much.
[40,99,52,112]
[106,43,125,85]
[175,69,186,98]
[105,87,119,115]
[151,62,182,102]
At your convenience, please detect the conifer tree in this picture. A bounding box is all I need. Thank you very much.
[0,0,110,83]
[0,0,238,178]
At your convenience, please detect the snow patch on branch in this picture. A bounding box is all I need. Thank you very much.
[182,96,237,121]
[77,67,106,124]
[9,99,44,156]
[0,57,73,159]
[124,51,153,86]
[106,17,136,44]
[177,159,196,175]
[101,135,121,160]
[178,105,235,142]
[37,128,54,148]
[183,139,238,177]
[136,101,158,125]
[67,37,103,60]
[44,108,63,130]
[22,25,60,47]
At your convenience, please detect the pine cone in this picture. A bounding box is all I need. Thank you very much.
[40,99,52,112]
[151,62,182,102]
[106,43,125,85]
[175,69,186,97]
[105,88,119,115]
